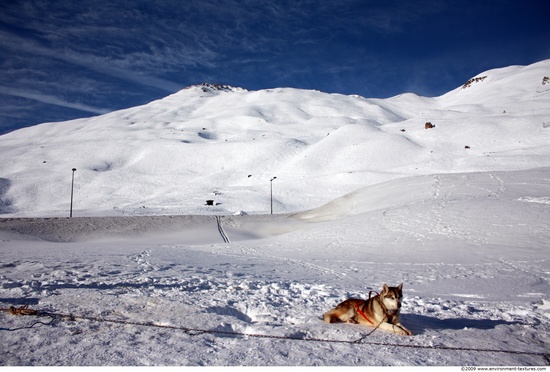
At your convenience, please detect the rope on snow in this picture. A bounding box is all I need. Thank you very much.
[1,305,549,364]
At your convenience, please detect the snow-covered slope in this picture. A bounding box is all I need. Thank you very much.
[1,61,549,217]
[0,61,549,366]
[1,166,549,366]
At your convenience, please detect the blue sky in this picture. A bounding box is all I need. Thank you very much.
[0,0,548,134]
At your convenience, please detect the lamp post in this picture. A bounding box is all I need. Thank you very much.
[270,176,277,214]
[70,168,77,218]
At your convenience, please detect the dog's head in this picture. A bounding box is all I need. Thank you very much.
[380,283,404,313]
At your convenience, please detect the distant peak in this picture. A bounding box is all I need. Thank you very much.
[184,83,247,93]
[462,76,487,89]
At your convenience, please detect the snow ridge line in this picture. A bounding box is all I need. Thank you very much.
[3,307,549,364]
[216,215,231,244]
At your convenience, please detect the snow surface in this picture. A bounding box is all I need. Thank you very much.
[0,61,549,366]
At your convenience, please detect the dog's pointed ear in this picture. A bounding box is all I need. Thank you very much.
[397,283,403,291]
[382,284,389,294]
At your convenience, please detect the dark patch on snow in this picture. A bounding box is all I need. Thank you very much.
[90,161,113,172]
[206,305,253,323]
[404,313,522,335]
[0,178,16,214]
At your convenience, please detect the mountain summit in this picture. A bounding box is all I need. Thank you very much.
[183,83,248,94]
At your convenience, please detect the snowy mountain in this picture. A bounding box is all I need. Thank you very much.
[1,59,548,217]
[0,60,549,366]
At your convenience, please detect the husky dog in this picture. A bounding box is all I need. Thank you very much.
[323,283,413,336]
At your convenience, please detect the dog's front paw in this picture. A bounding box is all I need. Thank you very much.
[393,324,413,336]
[399,327,413,336]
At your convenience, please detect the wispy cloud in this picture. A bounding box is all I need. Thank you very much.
[0,86,110,115]
[0,29,184,93]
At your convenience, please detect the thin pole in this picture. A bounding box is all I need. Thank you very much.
[270,176,277,214]
[70,168,76,218]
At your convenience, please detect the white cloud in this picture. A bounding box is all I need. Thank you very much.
[0,86,110,115]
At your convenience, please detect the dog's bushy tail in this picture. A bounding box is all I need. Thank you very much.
[323,310,338,323]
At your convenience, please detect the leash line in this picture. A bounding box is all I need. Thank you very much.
[0,306,56,331]
[2,306,549,363]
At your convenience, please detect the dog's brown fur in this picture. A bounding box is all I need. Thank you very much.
[323,283,413,336]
